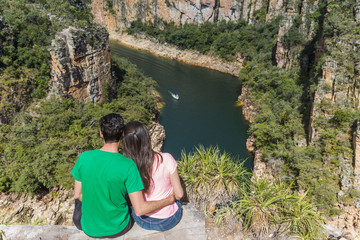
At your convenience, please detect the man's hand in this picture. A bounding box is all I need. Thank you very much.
[129,190,175,216]
[166,190,175,204]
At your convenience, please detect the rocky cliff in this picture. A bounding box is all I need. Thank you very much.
[307,3,360,235]
[91,0,318,70]
[148,122,166,152]
[48,26,112,103]
[91,0,303,30]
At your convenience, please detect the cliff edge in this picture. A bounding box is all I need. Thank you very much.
[0,203,206,240]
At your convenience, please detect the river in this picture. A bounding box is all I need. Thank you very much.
[110,40,252,169]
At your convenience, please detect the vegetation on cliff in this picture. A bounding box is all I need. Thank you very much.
[1,0,359,238]
[0,56,157,193]
[0,0,94,124]
[178,146,325,239]
[126,0,360,217]
[0,0,158,193]
[127,18,280,62]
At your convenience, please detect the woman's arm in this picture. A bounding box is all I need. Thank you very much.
[170,169,184,200]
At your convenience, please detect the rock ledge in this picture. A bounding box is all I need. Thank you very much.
[0,203,206,240]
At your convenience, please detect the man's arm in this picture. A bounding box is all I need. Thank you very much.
[74,180,82,202]
[129,190,175,216]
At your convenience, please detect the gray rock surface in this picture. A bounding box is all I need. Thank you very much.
[0,203,206,240]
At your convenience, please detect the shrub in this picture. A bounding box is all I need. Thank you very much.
[333,109,352,126]
[178,146,249,213]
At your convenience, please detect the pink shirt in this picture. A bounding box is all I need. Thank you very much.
[144,152,179,218]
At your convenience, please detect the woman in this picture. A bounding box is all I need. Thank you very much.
[122,121,184,231]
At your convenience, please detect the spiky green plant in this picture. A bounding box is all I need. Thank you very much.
[216,177,325,239]
[236,177,292,238]
[281,191,325,239]
[178,145,249,213]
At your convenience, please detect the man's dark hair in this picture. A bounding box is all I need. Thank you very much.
[100,113,124,143]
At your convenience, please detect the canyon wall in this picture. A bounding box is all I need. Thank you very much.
[308,1,360,217]
[90,0,360,237]
[91,0,317,70]
[91,0,269,31]
[91,0,301,31]
[95,0,360,190]
[48,23,166,147]
[91,0,321,31]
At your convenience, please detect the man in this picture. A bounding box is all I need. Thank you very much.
[71,113,174,237]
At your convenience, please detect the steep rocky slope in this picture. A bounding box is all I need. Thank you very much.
[306,2,360,234]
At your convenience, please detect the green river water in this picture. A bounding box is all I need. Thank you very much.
[110,40,252,169]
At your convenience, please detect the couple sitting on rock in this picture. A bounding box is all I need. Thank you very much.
[71,113,184,238]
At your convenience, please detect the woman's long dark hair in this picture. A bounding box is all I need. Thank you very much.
[122,121,162,193]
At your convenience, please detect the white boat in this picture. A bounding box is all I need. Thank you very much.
[169,90,179,100]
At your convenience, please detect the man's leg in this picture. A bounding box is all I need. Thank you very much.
[73,199,82,230]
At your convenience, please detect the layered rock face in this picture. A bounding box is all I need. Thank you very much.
[93,0,234,31]
[301,2,360,237]
[92,0,288,31]
[48,26,112,103]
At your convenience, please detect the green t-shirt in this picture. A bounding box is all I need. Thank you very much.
[71,149,144,237]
